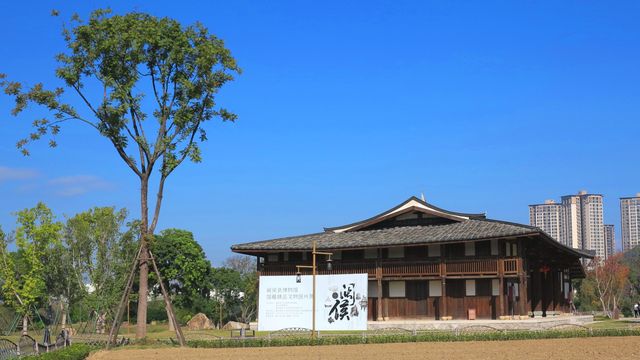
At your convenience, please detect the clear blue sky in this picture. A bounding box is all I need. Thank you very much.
[1,1,638,264]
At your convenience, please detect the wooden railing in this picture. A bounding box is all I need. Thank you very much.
[381,261,439,276]
[503,258,519,274]
[260,262,377,276]
[317,262,377,276]
[261,258,520,277]
[445,259,497,275]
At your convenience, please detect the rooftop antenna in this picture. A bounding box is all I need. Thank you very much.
[420,193,426,202]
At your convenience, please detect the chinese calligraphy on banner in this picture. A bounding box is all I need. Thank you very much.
[258,274,368,331]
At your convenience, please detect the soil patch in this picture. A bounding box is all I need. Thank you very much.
[89,336,640,360]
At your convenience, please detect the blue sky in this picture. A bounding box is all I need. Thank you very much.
[1,1,639,264]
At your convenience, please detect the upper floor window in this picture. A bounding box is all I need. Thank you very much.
[428,244,441,257]
[464,242,476,256]
[364,248,378,259]
[388,247,404,259]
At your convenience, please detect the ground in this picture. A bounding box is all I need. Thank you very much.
[89,337,640,360]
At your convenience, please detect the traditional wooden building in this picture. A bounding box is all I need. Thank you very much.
[232,197,593,321]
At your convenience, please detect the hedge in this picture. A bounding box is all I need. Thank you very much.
[187,328,640,349]
[24,344,98,360]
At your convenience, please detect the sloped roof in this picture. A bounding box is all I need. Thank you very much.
[231,218,593,259]
[324,196,486,233]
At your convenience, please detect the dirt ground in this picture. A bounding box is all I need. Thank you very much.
[89,336,640,360]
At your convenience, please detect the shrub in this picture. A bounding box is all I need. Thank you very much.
[186,328,640,349]
[24,344,97,360]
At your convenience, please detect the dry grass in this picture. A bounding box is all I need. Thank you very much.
[89,336,640,360]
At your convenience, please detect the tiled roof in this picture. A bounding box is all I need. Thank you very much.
[232,219,540,252]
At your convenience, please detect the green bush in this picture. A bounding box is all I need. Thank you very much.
[24,344,97,360]
[147,300,169,323]
[187,328,640,349]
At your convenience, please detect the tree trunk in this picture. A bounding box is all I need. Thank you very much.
[166,305,174,331]
[136,176,150,339]
[22,315,28,335]
[61,301,67,329]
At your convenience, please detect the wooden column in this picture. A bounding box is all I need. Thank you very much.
[517,239,527,316]
[439,248,447,319]
[498,258,504,318]
[376,263,383,321]
[538,270,545,317]
[441,278,447,319]
[518,258,527,316]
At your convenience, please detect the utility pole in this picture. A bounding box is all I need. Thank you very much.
[295,240,332,339]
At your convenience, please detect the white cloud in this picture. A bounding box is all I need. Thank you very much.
[48,175,113,197]
[0,166,39,183]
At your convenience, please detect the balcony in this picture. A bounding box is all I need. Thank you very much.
[260,258,521,278]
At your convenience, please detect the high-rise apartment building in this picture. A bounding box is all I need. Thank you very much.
[620,194,640,252]
[529,200,563,241]
[604,224,615,258]
[532,191,606,258]
[560,194,582,249]
[579,192,605,259]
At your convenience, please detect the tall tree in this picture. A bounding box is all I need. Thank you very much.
[0,9,240,338]
[0,203,63,334]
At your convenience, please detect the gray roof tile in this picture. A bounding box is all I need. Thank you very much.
[231,219,538,252]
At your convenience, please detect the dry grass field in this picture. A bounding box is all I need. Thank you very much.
[89,336,640,360]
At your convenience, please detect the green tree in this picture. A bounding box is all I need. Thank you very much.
[152,229,212,306]
[65,207,138,318]
[210,267,242,327]
[1,9,240,338]
[0,203,62,334]
[222,255,258,323]
[623,246,640,297]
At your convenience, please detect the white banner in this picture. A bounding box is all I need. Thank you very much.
[258,273,368,331]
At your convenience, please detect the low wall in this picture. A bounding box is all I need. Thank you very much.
[366,315,594,331]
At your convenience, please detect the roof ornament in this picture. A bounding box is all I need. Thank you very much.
[420,193,426,202]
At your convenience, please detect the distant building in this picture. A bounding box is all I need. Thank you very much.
[604,224,615,258]
[620,194,640,252]
[577,192,605,259]
[529,200,563,241]
[560,194,582,249]
[532,191,607,259]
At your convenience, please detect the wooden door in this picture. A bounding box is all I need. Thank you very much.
[406,281,428,317]
[446,280,466,319]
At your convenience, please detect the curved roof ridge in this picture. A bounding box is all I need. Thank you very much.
[324,196,486,233]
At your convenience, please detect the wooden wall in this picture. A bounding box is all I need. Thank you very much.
[528,269,570,314]
[367,279,498,320]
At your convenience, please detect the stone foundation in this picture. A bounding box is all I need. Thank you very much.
[366,315,594,331]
